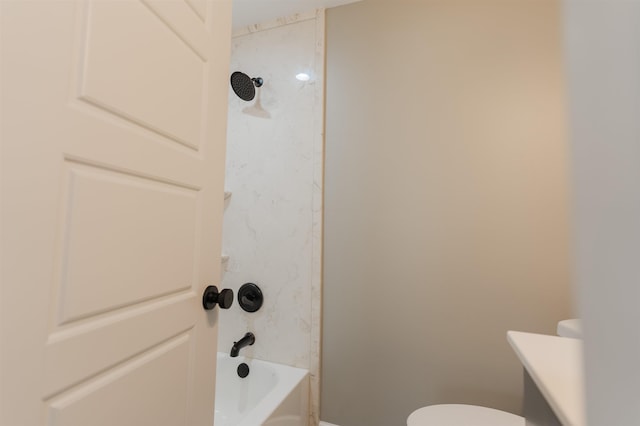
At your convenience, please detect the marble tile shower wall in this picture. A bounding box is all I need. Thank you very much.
[219,14,322,374]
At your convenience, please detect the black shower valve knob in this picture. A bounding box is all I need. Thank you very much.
[202,286,234,310]
[238,283,263,313]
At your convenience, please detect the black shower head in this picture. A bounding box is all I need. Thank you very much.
[230,71,264,101]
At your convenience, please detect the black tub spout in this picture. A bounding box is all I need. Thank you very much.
[230,332,255,357]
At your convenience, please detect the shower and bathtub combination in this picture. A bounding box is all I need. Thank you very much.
[219,11,325,425]
[212,281,310,426]
[215,73,312,424]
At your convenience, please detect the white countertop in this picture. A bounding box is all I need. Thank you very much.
[507,331,586,426]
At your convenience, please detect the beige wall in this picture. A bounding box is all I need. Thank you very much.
[321,1,572,425]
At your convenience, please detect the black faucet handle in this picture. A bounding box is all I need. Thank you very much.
[202,286,234,310]
[238,283,263,312]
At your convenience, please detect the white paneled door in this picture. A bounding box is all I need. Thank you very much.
[1,1,231,425]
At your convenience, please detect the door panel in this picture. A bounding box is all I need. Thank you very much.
[47,331,192,426]
[185,0,207,23]
[81,0,207,148]
[57,161,198,324]
[0,1,232,425]
[44,295,195,398]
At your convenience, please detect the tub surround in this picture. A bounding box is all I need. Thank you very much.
[221,9,325,425]
[231,0,360,31]
[507,331,586,425]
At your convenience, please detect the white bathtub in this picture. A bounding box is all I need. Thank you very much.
[214,353,309,426]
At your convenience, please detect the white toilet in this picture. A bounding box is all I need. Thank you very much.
[407,404,524,426]
[407,321,581,425]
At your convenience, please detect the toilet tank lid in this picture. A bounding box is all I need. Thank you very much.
[407,404,524,426]
[557,319,583,339]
